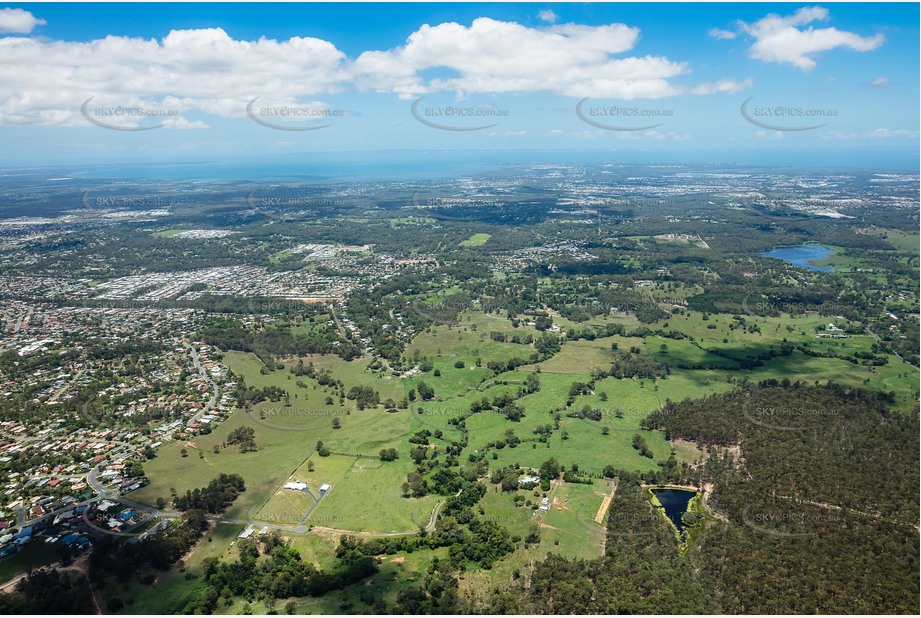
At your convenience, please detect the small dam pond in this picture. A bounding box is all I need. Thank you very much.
[652,488,696,537]
[761,244,835,272]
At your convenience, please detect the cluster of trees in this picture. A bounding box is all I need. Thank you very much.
[235,383,287,408]
[393,559,460,614]
[345,385,380,409]
[489,331,534,345]
[225,426,257,452]
[631,433,654,458]
[173,473,246,513]
[0,569,96,614]
[290,359,339,387]
[608,350,669,379]
[184,533,378,613]
[414,381,435,401]
[199,318,362,363]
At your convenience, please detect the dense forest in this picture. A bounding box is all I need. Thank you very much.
[521,384,919,614]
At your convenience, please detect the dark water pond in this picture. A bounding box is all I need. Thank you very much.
[653,488,695,536]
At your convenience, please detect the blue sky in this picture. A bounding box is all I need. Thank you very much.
[0,2,917,169]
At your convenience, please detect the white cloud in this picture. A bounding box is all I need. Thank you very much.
[737,6,884,70]
[865,128,917,138]
[689,78,752,95]
[0,27,349,127]
[0,8,45,34]
[538,10,557,24]
[487,130,526,137]
[871,76,890,87]
[708,28,737,40]
[353,17,748,99]
[545,128,690,141]
[0,17,751,127]
[820,128,919,139]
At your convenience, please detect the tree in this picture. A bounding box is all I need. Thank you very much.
[332,417,341,429]
[416,381,435,401]
[539,458,562,480]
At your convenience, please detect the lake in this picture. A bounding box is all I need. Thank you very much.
[761,244,835,272]
[653,488,696,537]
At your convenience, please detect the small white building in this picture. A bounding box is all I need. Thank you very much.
[283,481,308,492]
[318,484,331,496]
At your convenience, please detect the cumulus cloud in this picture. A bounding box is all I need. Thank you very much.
[0,8,45,34]
[708,28,737,40]
[353,17,748,99]
[538,10,557,24]
[870,76,890,87]
[0,16,751,127]
[731,6,885,70]
[0,27,349,127]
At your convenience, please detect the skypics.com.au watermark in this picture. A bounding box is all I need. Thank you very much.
[246,187,345,220]
[741,504,842,538]
[80,97,180,131]
[410,191,501,221]
[411,97,509,131]
[740,96,837,132]
[246,406,347,432]
[246,97,344,131]
[576,98,672,131]
[741,293,844,317]
[81,191,182,211]
[82,507,168,538]
[741,401,842,432]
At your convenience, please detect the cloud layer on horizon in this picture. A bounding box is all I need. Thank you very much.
[0,7,891,129]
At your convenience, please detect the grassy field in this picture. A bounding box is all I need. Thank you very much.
[311,456,440,532]
[459,479,611,604]
[119,295,918,612]
[521,336,615,373]
[459,233,491,247]
[878,229,921,253]
[151,229,190,238]
[132,408,316,522]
